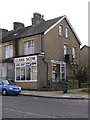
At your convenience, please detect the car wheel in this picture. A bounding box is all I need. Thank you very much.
[2,89,7,96]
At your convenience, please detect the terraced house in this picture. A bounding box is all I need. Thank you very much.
[0,13,81,89]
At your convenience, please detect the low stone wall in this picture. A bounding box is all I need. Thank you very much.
[15,82,38,89]
[68,80,79,89]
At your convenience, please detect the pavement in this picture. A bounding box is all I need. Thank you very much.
[20,88,89,100]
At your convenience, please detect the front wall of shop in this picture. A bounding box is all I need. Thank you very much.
[37,56,47,89]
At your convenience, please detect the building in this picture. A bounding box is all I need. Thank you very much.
[80,45,90,68]
[0,13,81,89]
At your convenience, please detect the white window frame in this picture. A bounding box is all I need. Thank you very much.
[72,47,76,58]
[64,45,67,55]
[65,28,69,38]
[5,45,13,58]
[24,40,34,55]
[15,63,37,82]
[59,25,63,36]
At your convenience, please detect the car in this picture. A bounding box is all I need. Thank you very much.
[0,80,21,95]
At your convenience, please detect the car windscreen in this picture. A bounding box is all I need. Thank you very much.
[2,80,10,85]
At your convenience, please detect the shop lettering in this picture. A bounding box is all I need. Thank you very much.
[15,58,25,63]
[15,56,37,63]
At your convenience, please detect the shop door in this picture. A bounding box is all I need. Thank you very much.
[52,64,60,82]
[52,62,66,82]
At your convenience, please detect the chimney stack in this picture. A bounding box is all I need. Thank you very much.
[32,12,45,26]
[13,22,24,30]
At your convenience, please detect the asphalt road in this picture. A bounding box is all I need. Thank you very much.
[2,95,88,118]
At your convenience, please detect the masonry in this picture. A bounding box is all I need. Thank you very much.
[0,13,81,89]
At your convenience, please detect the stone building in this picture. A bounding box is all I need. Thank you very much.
[0,13,81,89]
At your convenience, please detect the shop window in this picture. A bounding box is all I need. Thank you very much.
[24,40,34,55]
[72,47,76,58]
[15,63,37,82]
[65,28,69,38]
[16,68,20,80]
[59,25,63,36]
[5,45,13,58]
[8,64,13,80]
[26,64,31,80]
[1,64,6,79]
[32,66,37,80]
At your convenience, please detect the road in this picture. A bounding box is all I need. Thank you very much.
[2,95,88,118]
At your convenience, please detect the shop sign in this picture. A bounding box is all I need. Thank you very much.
[14,56,37,63]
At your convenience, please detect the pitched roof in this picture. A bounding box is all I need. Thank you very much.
[1,15,81,45]
[2,16,63,43]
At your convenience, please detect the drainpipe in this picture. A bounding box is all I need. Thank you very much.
[41,34,48,87]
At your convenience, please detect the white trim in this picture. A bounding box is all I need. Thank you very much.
[64,15,81,45]
[15,80,37,82]
[44,16,65,34]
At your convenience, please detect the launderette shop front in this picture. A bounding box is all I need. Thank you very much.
[14,56,38,89]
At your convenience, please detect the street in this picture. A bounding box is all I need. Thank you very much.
[2,95,88,118]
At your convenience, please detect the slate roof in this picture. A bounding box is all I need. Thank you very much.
[1,15,81,45]
[2,16,63,43]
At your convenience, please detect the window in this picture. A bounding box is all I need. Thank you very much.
[1,64,6,79]
[24,40,34,55]
[59,25,63,36]
[72,47,76,58]
[65,28,69,38]
[15,63,37,81]
[5,45,13,58]
[8,64,13,80]
[64,45,67,55]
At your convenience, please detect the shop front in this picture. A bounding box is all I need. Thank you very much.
[14,56,38,89]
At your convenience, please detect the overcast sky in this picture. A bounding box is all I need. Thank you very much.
[0,0,88,47]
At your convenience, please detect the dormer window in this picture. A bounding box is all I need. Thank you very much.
[59,25,63,36]
[65,28,69,38]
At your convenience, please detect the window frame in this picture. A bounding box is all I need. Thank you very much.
[65,28,69,38]
[24,40,34,55]
[72,47,76,58]
[5,45,13,58]
[59,25,63,36]
[64,45,67,55]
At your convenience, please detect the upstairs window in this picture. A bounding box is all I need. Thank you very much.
[5,45,13,58]
[65,28,69,38]
[72,47,76,58]
[24,40,34,55]
[59,25,63,36]
[64,45,67,55]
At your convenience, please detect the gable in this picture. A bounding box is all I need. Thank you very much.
[44,15,81,45]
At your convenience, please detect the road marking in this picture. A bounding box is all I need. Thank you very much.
[5,108,58,118]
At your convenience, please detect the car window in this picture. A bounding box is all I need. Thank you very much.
[2,80,10,85]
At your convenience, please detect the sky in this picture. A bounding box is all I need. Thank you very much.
[0,0,89,47]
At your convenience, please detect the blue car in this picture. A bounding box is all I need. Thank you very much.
[0,80,21,95]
